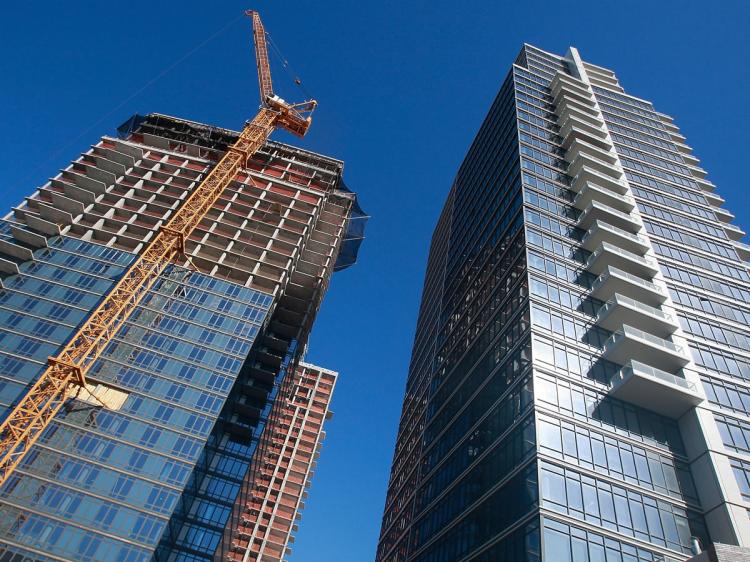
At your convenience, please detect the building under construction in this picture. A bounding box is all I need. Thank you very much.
[0,12,365,562]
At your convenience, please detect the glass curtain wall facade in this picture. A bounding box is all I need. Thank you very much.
[0,113,364,562]
[377,44,750,562]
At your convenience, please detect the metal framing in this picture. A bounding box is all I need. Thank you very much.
[0,11,317,488]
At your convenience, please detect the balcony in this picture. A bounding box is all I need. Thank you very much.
[553,84,594,110]
[556,94,599,118]
[690,166,707,180]
[568,152,624,180]
[724,223,746,241]
[561,122,612,152]
[714,207,734,224]
[577,201,642,234]
[596,293,677,337]
[560,114,609,148]
[566,138,618,167]
[586,242,659,278]
[551,73,593,103]
[590,266,668,307]
[556,87,597,107]
[581,221,649,255]
[731,239,750,261]
[602,325,690,372]
[571,166,629,195]
[696,177,716,192]
[704,191,724,207]
[558,104,605,133]
[609,360,703,418]
[573,182,635,214]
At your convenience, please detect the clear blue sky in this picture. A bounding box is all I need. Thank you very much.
[1,1,749,560]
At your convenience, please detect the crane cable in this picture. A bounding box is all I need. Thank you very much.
[265,32,314,101]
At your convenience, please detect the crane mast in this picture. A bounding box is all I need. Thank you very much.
[0,11,316,488]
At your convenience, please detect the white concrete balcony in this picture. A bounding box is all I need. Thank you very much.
[704,191,725,207]
[586,242,659,278]
[596,293,677,338]
[558,104,606,132]
[731,239,750,261]
[577,201,641,234]
[571,166,629,195]
[561,122,612,152]
[714,207,734,223]
[682,153,700,167]
[581,221,649,255]
[568,152,624,180]
[553,83,595,108]
[551,73,593,104]
[556,94,599,119]
[724,223,746,241]
[602,325,690,372]
[566,138,618,167]
[609,360,703,418]
[553,87,595,112]
[696,177,716,192]
[573,182,635,214]
[555,88,597,109]
[590,266,668,307]
[560,115,610,150]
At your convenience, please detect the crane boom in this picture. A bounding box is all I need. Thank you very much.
[0,10,315,488]
[250,11,274,103]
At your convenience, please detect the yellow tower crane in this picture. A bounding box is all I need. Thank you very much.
[0,10,316,488]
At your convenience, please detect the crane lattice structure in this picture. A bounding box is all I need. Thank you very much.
[0,10,316,488]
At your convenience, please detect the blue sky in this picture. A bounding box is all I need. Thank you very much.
[2,1,749,560]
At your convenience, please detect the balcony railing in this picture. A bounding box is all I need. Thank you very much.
[581,220,648,255]
[724,223,746,241]
[568,152,623,181]
[551,73,592,102]
[602,324,689,371]
[609,359,703,417]
[577,201,640,233]
[591,266,666,303]
[566,138,618,166]
[586,241,658,277]
[606,324,681,354]
[571,166,628,195]
[619,360,696,392]
[597,293,677,337]
[573,182,635,213]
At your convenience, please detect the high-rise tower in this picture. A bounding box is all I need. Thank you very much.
[377,44,750,562]
[0,112,365,561]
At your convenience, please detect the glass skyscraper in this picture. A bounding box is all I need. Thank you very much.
[376,44,750,562]
[0,113,365,561]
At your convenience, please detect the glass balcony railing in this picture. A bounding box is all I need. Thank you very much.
[604,324,683,356]
[608,358,703,417]
[558,93,598,114]
[615,360,696,393]
[572,166,628,194]
[591,266,663,296]
[568,152,623,180]
[583,220,647,247]
[724,223,746,240]
[598,293,674,325]
[575,181,635,206]
[551,73,592,100]
[587,242,657,271]
[567,139,613,164]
